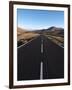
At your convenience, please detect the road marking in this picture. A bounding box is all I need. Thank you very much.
[41,39,43,43]
[41,44,43,53]
[41,39,43,53]
[46,36,64,49]
[18,36,39,49]
[40,61,43,80]
[59,45,64,48]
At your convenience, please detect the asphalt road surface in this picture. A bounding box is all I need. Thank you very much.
[17,35,64,81]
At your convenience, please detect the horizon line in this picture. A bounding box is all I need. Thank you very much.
[17,25,64,31]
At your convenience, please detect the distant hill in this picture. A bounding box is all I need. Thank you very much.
[46,26,64,36]
[17,26,64,47]
[47,26,63,31]
[17,27,29,36]
[34,26,64,37]
[17,27,39,41]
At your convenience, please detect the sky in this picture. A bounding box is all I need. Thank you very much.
[17,9,64,31]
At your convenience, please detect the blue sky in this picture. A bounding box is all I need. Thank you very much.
[17,9,64,31]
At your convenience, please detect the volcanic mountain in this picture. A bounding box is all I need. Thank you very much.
[34,26,64,37]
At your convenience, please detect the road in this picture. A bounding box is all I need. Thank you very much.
[17,35,64,81]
